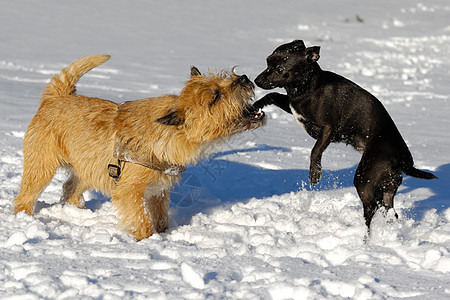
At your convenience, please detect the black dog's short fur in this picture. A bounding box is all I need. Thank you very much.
[254,40,436,230]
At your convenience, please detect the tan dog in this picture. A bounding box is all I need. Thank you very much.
[14,55,265,240]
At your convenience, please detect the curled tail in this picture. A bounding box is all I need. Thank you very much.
[43,54,111,97]
[404,165,437,180]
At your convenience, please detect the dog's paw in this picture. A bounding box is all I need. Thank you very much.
[253,93,277,108]
[309,166,322,186]
[253,99,267,109]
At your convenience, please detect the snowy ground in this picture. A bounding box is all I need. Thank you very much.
[1,0,450,299]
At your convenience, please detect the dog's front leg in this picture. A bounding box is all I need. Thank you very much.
[111,165,158,241]
[145,189,170,233]
[254,92,292,114]
[309,126,333,185]
[113,181,154,241]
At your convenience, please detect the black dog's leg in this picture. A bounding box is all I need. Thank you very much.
[381,171,402,219]
[382,191,399,220]
[309,126,333,185]
[354,152,388,230]
[354,174,379,230]
[253,92,292,114]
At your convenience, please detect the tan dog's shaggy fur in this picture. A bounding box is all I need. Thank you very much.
[14,55,265,240]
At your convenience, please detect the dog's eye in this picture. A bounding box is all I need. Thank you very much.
[275,67,284,75]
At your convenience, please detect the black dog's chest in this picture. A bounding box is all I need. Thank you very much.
[289,102,359,146]
[289,104,307,126]
[289,104,321,139]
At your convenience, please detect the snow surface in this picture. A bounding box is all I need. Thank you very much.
[1,0,450,299]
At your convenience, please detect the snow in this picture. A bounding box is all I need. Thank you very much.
[1,0,450,299]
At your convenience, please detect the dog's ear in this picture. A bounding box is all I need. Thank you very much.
[156,108,185,126]
[277,40,306,54]
[190,66,201,77]
[291,40,306,50]
[209,90,222,107]
[306,46,320,62]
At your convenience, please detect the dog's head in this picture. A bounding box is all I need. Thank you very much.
[255,40,320,90]
[156,67,265,143]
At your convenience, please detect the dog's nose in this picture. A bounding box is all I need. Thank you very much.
[239,75,250,84]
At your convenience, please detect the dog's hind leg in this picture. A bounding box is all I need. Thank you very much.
[354,179,380,230]
[61,169,87,209]
[353,157,383,230]
[382,191,399,220]
[354,152,403,231]
[381,171,402,219]
[14,146,59,215]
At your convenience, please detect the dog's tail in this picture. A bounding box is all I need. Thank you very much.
[403,165,437,180]
[43,54,111,97]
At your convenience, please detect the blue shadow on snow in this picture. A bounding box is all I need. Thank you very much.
[170,145,447,226]
[170,145,356,225]
[82,145,446,227]
[401,163,449,222]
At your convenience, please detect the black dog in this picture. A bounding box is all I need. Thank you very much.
[254,40,437,230]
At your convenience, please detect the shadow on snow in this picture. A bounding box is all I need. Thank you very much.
[402,163,449,222]
[55,145,445,228]
[170,145,446,226]
[170,145,356,225]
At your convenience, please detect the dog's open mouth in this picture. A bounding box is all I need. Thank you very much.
[244,106,265,123]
